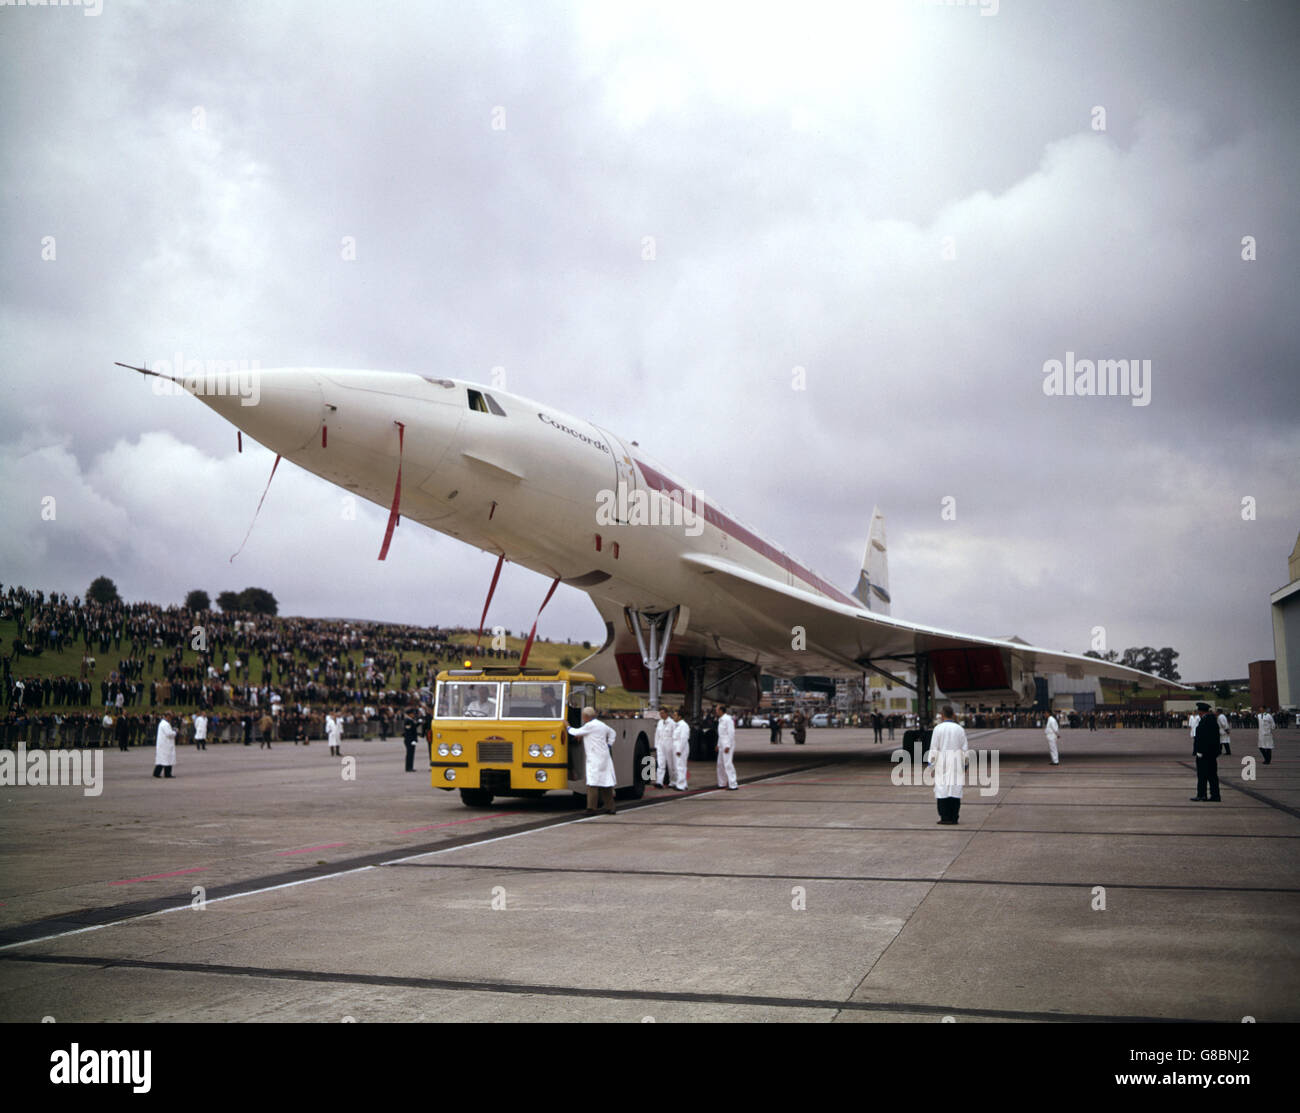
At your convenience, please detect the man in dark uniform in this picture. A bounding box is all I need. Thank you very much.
[699,713,717,762]
[1191,701,1221,802]
[419,703,434,768]
[768,715,782,745]
[402,705,418,772]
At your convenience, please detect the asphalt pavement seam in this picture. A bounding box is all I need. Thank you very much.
[381,862,1300,893]
[1174,760,1300,820]
[601,819,1300,838]
[0,952,1207,1023]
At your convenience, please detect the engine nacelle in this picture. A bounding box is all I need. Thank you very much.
[929,647,1037,706]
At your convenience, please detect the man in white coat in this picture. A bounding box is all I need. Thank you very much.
[715,705,738,790]
[1044,710,1060,766]
[569,706,617,815]
[1257,708,1275,765]
[193,712,208,752]
[326,709,344,757]
[671,706,691,790]
[153,712,177,779]
[927,705,969,824]
[1217,708,1231,755]
[653,707,673,788]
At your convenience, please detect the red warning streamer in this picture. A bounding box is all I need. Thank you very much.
[475,553,506,650]
[229,453,281,562]
[519,576,561,668]
[377,421,405,561]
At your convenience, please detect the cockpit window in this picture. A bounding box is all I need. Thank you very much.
[468,388,506,416]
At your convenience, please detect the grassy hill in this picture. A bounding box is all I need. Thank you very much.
[1,618,641,713]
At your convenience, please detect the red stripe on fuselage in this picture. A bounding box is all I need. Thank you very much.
[633,459,860,609]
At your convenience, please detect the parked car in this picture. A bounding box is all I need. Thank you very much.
[810,712,830,727]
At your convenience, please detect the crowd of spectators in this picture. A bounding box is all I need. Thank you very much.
[1,583,535,748]
[3,584,1292,748]
[962,708,1291,730]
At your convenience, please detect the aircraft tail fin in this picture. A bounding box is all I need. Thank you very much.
[852,506,891,615]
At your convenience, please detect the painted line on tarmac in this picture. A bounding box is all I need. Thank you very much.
[388,860,1300,894]
[0,866,379,953]
[0,952,1208,1023]
[380,825,571,865]
[380,787,713,866]
[377,775,795,865]
[0,756,843,951]
[396,812,524,834]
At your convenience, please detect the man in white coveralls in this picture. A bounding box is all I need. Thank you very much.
[715,704,737,790]
[927,705,969,825]
[1044,709,1060,766]
[653,707,673,788]
[671,706,691,790]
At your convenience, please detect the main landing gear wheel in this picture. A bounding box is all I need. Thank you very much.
[459,788,494,807]
[616,734,650,801]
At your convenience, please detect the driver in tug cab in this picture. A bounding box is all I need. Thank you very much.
[466,685,496,716]
[541,686,562,719]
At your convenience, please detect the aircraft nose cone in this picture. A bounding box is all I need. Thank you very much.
[187,368,322,453]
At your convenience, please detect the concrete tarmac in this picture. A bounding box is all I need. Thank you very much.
[1,726,1296,1022]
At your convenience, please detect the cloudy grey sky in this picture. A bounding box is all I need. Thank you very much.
[2,0,1297,682]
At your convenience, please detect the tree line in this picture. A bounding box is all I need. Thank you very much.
[1084,646,1181,682]
[85,577,278,617]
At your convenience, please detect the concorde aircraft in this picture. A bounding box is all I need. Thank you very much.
[120,364,1184,713]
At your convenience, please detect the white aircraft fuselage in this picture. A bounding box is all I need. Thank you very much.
[181,369,861,679]
[138,365,1185,705]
